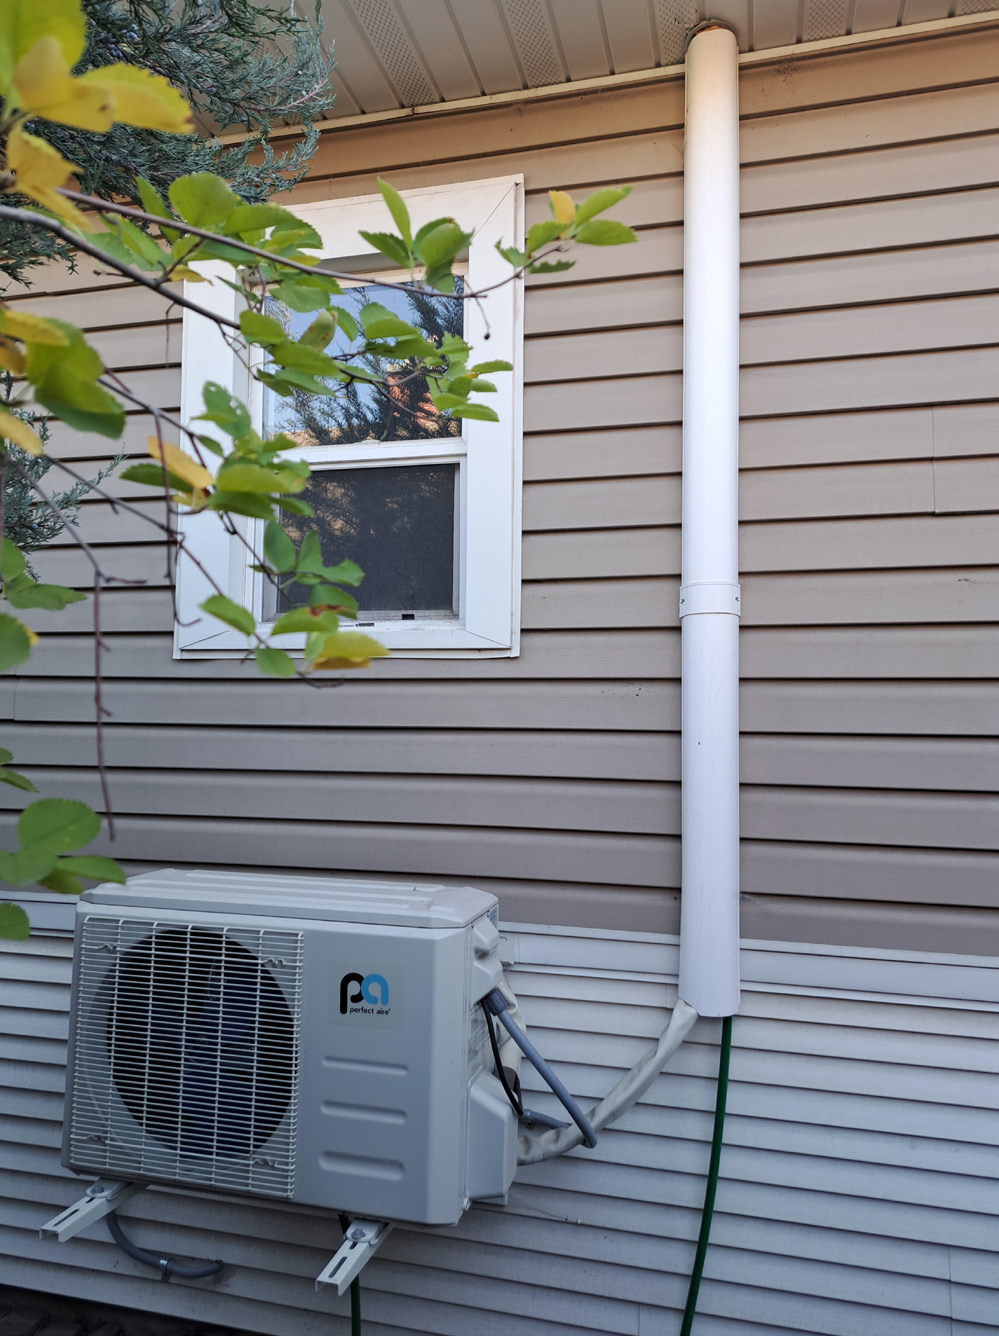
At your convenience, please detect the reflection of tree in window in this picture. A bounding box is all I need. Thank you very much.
[264,280,464,447]
[278,464,457,617]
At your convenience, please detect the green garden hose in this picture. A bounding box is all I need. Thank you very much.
[680,1014,733,1336]
[337,1214,363,1336]
[349,1276,361,1336]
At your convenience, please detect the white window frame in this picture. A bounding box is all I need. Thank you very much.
[174,174,524,659]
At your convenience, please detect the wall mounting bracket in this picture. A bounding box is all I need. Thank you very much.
[316,1218,393,1295]
[40,1178,144,1242]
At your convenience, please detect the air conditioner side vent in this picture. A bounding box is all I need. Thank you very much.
[68,915,304,1200]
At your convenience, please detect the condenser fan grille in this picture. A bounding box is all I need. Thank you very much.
[69,916,303,1199]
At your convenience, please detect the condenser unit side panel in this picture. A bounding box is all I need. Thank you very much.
[296,921,469,1224]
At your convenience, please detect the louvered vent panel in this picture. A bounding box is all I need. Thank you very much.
[803,0,851,42]
[655,0,699,65]
[68,916,303,1200]
[503,0,563,88]
[352,0,437,107]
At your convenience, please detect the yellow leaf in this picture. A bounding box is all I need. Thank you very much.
[548,190,575,226]
[11,35,113,131]
[169,265,206,282]
[77,64,193,134]
[309,631,389,671]
[0,308,69,346]
[0,409,43,456]
[0,341,26,376]
[6,125,92,232]
[145,436,214,491]
[0,0,86,88]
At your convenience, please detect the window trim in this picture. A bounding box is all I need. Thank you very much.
[175,175,524,659]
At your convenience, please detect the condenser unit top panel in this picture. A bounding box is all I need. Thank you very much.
[80,869,497,928]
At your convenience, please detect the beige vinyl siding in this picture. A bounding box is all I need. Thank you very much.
[3,927,998,1336]
[2,26,998,950]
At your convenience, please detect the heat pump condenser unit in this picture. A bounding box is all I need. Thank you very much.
[62,870,517,1228]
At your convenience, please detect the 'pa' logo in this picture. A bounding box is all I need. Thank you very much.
[339,971,390,1015]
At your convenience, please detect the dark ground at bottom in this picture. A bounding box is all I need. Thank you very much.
[0,1287,247,1336]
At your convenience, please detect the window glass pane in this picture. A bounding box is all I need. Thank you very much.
[263,280,464,447]
[276,464,457,618]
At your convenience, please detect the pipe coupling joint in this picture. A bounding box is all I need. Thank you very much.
[679,581,741,618]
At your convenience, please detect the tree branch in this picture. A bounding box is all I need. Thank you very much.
[0,203,241,331]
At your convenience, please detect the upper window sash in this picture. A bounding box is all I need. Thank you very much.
[175,176,524,659]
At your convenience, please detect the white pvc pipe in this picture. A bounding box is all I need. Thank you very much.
[677,24,742,1019]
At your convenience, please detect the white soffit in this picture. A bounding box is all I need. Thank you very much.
[317,0,999,117]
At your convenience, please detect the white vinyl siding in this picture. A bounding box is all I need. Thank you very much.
[3,925,998,1335]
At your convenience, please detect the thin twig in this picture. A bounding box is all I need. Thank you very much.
[7,460,122,829]
[0,203,242,331]
[54,186,554,302]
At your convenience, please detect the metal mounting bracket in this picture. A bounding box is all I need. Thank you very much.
[316,1218,393,1295]
[40,1178,144,1243]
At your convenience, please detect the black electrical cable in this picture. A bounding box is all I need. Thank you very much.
[484,989,598,1149]
[482,998,523,1116]
[106,1211,224,1280]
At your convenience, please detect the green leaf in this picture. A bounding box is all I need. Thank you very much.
[358,230,411,269]
[296,529,323,573]
[377,179,412,246]
[496,243,529,268]
[0,767,36,793]
[450,403,499,422]
[0,904,29,941]
[38,868,82,895]
[573,219,637,246]
[34,368,124,439]
[264,520,296,573]
[269,341,341,376]
[256,367,340,397]
[112,217,166,269]
[413,221,470,273]
[199,594,256,635]
[0,846,56,886]
[574,185,632,225]
[470,360,514,374]
[4,579,86,611]
[57,854,126,883]
[18,798,100,854]
[86,231,135,270]
[275,496,314,517]
[136,176,177,239]
[120,461,192,491]
[216,461,304,494]
[199,383,251,438]
[526,219,570,251]
[168,172,241,228]
[315,558,363,587]
[307,585,357,615]
[0,748,11,763]
[272,280,330,313]
[0,539,25,582]
[329,306,359,341]
[299,310,337,351]
[270,608,340,636]
[0,613,35,672]
[528,259,575,274]
[239,310,287,346]
[254,646,296,677]
[204,491,275,520]
[225,204,321,249]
